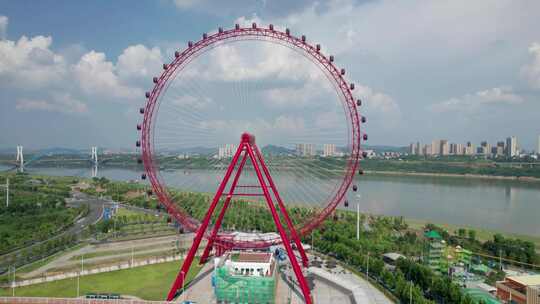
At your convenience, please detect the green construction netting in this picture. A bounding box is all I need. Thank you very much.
[463,288,502,304]
[214,266,276,304]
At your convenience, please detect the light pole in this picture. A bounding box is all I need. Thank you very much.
[12,266,16,297]
[181,270,185,302]
[356,194,361,241]
[409,280,412,304]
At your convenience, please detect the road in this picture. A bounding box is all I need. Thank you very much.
[0,191,106,267]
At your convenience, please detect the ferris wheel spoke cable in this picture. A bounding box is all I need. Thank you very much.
[265,159,329,208]
[141,26,362,250]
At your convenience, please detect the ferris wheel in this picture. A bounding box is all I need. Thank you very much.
[137,23,367,301]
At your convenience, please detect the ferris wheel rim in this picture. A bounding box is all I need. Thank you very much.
[139,24,362,248]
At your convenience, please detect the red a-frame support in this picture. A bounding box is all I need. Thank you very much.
[166,133,312,303]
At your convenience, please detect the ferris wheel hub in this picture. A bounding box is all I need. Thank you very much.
[240,132,255,144]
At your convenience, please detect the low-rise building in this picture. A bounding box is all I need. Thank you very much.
[213,251,277,303]
[496,274,540,304]
[424,230,445,273]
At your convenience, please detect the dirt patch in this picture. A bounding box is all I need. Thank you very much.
[124,190,144,199]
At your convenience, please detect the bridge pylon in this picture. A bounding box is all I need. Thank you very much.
[90,147,98,178]
[16,146,24,173]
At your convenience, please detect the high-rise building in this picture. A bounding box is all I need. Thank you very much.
[496,141,505,156]
[479,141,492,156]
[537,135,540,155]
[449,143,457,155]
[506,136,518,157]
[431,140,441,155]
[456,143,464,155]
[296,143,315,157]
[218,144,237,159]
[323,144,336,157]
[465,142,475,156]
[409,143,417,155]
[423,144,432,156]
[440,140,449,156]
[409,142,421,155]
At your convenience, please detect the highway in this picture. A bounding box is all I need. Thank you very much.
[0,191,108,272]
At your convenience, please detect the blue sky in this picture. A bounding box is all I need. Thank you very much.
[1,0,540,151]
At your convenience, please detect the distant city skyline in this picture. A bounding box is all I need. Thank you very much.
[1,1,540,150]
[409,135,540,157]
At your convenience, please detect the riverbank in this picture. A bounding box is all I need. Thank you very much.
[404,217,540,252]
[366,170,540,183]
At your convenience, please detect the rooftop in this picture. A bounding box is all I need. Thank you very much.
[507,274,540,287]
[424,230,442,240]
[231,252,272,263]
[383,252,405,262]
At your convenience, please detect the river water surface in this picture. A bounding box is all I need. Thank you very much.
[3,165,539,237]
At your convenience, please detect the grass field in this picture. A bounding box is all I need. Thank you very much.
[0,260,202,300]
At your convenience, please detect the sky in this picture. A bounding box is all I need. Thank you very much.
[1,0,540,151]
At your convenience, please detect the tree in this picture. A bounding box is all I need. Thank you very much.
[468,229,476,241]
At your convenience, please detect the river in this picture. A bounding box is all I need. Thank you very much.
[2,165,539,237]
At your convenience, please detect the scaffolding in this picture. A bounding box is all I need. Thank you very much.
[214,266,277,304]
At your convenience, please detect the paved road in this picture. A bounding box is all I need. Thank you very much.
[0,191,106,262]
[66,191,107,234]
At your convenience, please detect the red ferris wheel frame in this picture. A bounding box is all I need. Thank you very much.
[139,23,363,249]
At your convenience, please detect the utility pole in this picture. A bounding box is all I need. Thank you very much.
[131,245,134,267]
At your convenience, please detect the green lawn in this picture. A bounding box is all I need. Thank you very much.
[0,260,202,300]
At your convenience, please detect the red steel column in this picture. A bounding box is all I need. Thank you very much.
[253,145,310,267]
[199,150,248,264]
[166,141,246,301]
[245,141,313,304]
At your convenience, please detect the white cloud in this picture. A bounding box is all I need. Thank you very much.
[430,87,523,113]
[521,42,540,89]
[355,85,401,119]
[0,35,67,88]
[0,15,7,39]
[117,44,163,81]
[261,81,331,109]
[173,0,198,9]
[73,50,141,100]
[171,95,214,110]
[276,0,540,61]
[16,93,87,114]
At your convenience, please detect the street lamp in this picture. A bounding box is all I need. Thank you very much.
[356,193,361,240]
